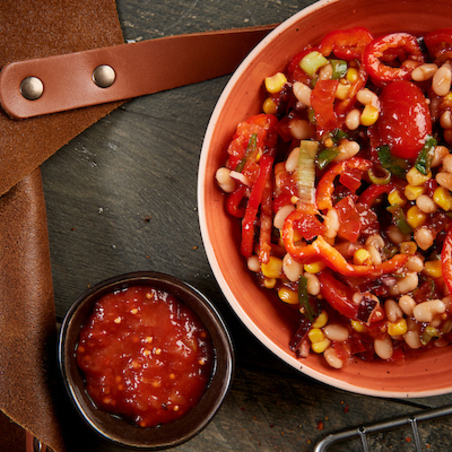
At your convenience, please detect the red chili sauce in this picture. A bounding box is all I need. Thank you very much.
[76,286,213,428]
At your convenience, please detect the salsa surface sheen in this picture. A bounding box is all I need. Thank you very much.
[76,286,213,428]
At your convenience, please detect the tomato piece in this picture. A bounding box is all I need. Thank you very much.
[311,79,341,133]
[441,226,452,296]
[363,33,424,86]
[335,196,361,242]
[377,80,432,159]
[319,27,374,60]
[424,28,452,63]
[227,113,279,173]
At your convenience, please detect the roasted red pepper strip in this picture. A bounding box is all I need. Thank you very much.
[363,33,424,86]
[441,226,452,296]
[424,28,452,64]
[259,179,274,265]
[318,270,385,323]
[241,153,274,258]
[226,184,247,218]
[311,79,341,134]
[282,217,409,277]
[319,27,374,60]
[316,157,372,210]
[358,182,396,208]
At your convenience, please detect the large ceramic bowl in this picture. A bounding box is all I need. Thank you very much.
[198,0,452,397]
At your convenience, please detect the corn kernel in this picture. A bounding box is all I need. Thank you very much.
[263,277,277,289]
[351,320,367,333]
[304,261,326,273]
[406,167,431,186]
[400,241,417,254]
[278,287,299,305]
[308,328,325,343]
[311,338,331,354]
[261,256,282,279]
[360,104,379,126]
[388,190,407,207]
[312,310,328,328]
[387,318,408,336]
[433,186,452,211]
[262,97,278,115]
[353,248,372,265]
[423,260,443,279]
[407,205,427,229]
[446,92,452,103]
[404,184,425,201]
[346,67,359,83]
[335,83,351,100]
[264,72,287,94]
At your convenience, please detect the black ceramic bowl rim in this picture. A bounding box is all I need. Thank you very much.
[58,271,235,450]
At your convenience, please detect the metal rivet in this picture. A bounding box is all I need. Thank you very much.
[92,65,115,88]
[20,76,44,100]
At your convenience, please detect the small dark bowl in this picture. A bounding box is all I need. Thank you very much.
[58,271,234,450]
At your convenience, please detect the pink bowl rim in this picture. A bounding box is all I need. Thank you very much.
[198,0,452,398]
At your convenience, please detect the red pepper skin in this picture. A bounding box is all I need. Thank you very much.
[363,33,424,86]
[378,80,432,159]
[358,183,396,208]
[319,27,374,60]
[316,157,372,210]
[311,79,341,134]
[424,28,452,64]
[441,226,452,296]
[241,153,274,258]
[226,185,247,218]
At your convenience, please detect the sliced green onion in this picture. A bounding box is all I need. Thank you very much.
[377,145,408,179]
[367,167,391,185]
[331,128,348,144]
[296,140,319,208]
[331,59,348,80]
[235,133,257,172]
[316,147,340,170]
[415,135,437,175]
[387,205,413,235]
[300,51,329,77]
[298,274,315,322]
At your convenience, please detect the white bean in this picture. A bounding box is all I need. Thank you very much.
[389,272,418,296]
[405,255,424,273]
[440,111,452,129]
[403,330,422,349]
[288,119,314,141]
[247,255,260,273]
[432,63,452,97]
[345,108,361,131]
[384,299,403,323]
[436,172,452,191]
[416,194,437,214]
[386,225,411,245]
[399,295,416,317]
[411,63,438,82]
[365,234,385,250]
[323,347,344,369]
[413,299,446,323]
[215,167,236,193]
[318,63,333,80]
[324,324,349,342]
[333,140,360,162]
[414,227,434,251]
[374,335,393,360]
[367,244,382,266]
[357,88,378,107]
[285,147,300,173]
[293,82,312,107]
[324,208,340,239]
[431,146,450,167]
[282,253,303,282]
[443,154,452,174]
[304,272,321,296]
[274,204,295,230]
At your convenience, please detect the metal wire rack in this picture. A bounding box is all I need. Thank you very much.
[313,404,452,451]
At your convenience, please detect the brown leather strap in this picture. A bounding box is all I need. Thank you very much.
[0,168,65,452]
[0,24,275,119]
